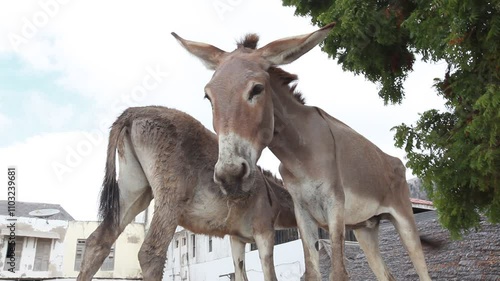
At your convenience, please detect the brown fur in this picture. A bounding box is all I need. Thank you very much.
[77,106,296,281]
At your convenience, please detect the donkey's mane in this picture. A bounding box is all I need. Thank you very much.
[237,33,260,50]
[268,67,306,105]
[259,167,284,186]
[258,167,295,213]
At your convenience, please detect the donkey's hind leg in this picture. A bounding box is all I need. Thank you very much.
[138,181,180,281]
[353,222,395,281]
[77,140,153,281]
[390,202,431,281]
[77,187,152,281]
[76,220,119,281]
[77,190,152,281]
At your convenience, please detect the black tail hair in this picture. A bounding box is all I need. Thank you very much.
[98,118,125,227]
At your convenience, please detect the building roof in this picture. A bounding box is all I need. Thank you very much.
[0,200,75,221]
[315,211,500,280]
[410,198,434,206]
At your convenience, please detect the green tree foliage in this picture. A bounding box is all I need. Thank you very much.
[283,0,499,238]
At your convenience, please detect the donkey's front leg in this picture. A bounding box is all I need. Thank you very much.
[294,205,321,281]
[327,203,349,281]
[254,230,278,281]
[230,236,249,281]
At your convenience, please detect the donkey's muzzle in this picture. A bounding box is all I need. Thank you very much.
[214,158,251,193]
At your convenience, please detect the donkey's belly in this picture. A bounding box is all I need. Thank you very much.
[288,179,383,227]
[343,187,386,225]
[178,186,231,237]
[179,186,254,241]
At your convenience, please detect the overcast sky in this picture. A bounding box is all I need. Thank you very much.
[0,0,447,221]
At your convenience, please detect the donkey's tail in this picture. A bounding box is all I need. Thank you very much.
[420,235,444,250]
[98,115,127,227]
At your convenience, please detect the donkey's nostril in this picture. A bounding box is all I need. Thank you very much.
[240,160,250,179]
[240,162,247,178]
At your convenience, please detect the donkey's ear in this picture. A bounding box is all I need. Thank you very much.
[257,22,335,66]
[171,32,227,70]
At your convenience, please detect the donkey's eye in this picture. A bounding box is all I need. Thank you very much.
[249,84,264,100]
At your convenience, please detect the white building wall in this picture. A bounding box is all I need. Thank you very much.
[166,229,233,281]
[1,215,145,280]
[164,230,305,281]
[0,216,68,279]
[62,220,144,279]
[187,240,304,281]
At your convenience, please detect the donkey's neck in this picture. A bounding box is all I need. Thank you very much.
[268,71,320,176]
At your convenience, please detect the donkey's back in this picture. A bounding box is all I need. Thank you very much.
[117,106,218,171]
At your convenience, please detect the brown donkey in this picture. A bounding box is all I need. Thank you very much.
[172,23,432,281]
[76,106,296,281]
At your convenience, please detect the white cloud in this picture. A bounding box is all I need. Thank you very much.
[0,0,311,105]
[0,131,106,220]
[24,91,75,130]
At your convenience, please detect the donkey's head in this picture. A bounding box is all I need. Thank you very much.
[172,23,334,195]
